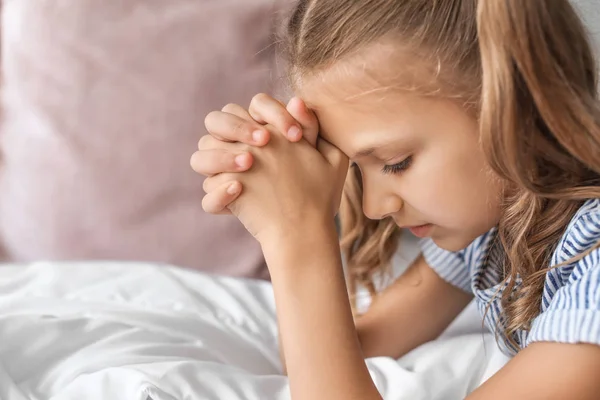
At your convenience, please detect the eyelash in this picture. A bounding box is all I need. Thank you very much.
[381,156,412,175]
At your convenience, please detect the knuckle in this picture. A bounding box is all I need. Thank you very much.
[190,152,206,173]
[197,134,212,149]
[273,107,291,125]
[202,176,213,193]
[252,93,270,105]
[201,196,213,213]
[204,110,220,128]
[250,93,274,115]
[250,93,293,129]
[223,151,238,168]
[235,142,252,154]
[232,120,250,139]
[215,151,234,171]
[221,103,239,113]
[202,192,226,214]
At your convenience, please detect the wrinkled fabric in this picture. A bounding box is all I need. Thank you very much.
[0,261,509,400]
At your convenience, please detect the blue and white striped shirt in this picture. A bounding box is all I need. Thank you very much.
[420,199,600,355]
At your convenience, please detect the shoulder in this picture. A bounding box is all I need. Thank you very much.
[554,199,600,264]
[546,199,600,291]
[527,200,600,347]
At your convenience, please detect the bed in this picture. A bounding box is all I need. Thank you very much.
[0,254,510,400]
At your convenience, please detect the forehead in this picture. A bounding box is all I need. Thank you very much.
[295,54,434,140]
[296,69,478,160]
[300,78,423,144]
[292,39,474,142]
[294,40,443,106]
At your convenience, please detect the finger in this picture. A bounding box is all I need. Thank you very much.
[202,181,242,215]
[202,173,239,193]
[197,134,219,151]
[197,134,251,153]
[221,103,255,122]
[205,110,270,146]
[191,149,253,177]
[317,138,349,170]
[248,93,304,142]
[286,97,320,147]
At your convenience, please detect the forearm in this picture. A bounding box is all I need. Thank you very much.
[263,221,381,400]
[355,255,473,359]
[277,320,287,375]
[355,296,461,360]
[278,254,472,374]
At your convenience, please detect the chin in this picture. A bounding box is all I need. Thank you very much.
[430,234,474,252]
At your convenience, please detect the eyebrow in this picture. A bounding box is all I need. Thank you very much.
[351,133,415,159]
[353,147,377,159]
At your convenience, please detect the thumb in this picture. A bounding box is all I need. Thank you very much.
[286,97,319,147]
[317,138,349,171]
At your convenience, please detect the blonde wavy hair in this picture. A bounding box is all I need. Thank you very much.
[283,0,600,342]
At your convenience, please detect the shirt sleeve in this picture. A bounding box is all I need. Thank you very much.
[419,238,472,293]
[527,246,600,347]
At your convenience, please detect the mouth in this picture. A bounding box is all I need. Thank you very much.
[403,224,433,238]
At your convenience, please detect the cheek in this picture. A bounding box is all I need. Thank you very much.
[402,166,469,225]
[401,147,499,228]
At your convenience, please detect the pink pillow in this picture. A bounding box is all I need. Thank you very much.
[0,0,290,278]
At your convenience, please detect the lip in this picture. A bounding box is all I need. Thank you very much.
[406,224,433,238]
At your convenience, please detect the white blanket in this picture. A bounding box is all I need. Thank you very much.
[0,261,510,400]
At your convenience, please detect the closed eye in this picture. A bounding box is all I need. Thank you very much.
[382,156,412,175]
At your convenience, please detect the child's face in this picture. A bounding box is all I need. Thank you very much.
[301,81,503,251]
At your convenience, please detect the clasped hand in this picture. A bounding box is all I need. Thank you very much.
[191,94,349,245]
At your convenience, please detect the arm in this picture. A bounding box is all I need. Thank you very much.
[467,342,600,399]
[278,254,472,372]
[356,254,473,359]
[468,242,600,399]
[264,221,381,400]
[273,229,600,400]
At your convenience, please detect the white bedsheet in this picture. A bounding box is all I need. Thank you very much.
[0,261,510,400]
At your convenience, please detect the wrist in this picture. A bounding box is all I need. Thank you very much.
[259,217,340,271]
[259,214,338,251]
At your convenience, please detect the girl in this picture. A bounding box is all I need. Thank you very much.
[191,0,600,399]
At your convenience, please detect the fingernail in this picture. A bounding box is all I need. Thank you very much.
[235,154,248,168]
[227,182,240,195]
[252,130,265,143]
[287,126,301,140]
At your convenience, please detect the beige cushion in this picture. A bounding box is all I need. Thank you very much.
[0,0,290,278]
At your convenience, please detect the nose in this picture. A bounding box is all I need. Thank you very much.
[361,174,403,220]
